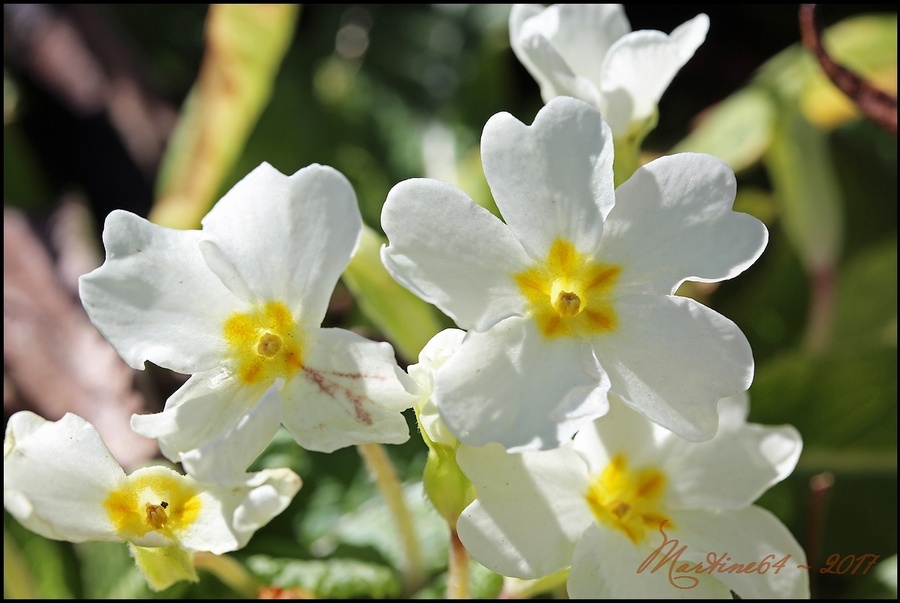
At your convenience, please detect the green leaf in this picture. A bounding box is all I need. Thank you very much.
[3,514,79,598]
[312,482,450,576]
[4,527,41,598]
[830,238,897,354]
[77,541,164,598]
[150,4,300,229]
[247,555,401,599]
[765,107,844,273]
[342,225,445,362]
[750,345,897,454]
[671,87,777,174]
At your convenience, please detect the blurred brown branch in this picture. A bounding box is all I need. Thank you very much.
[799,3,897,136]
[3,204,159,469]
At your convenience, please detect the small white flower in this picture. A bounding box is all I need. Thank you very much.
[509,4,709,138]
[79,162,418,481]
[4,411,301,589]
[407,328,467,448]
[406,328,476,525]
[456,395,810,599]
[381,97,766,451]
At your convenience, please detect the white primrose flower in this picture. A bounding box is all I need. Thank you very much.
[381,96,766,451]
[407,328,467,448]
[456,395,810,599]
[406,328,476,525]
[509,4,710,138]
[4,411,301,591]
[79,162,419,481]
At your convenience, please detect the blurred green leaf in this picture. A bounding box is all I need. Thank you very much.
[831,238,897,353]
[874,554,898,597]
[671,87,777,173]
[343,225,444,362]
[750,345,896,454]
[4,527,41,598]
[77,541,168,598]
[749,239,897,456]
[4,514,79,598]
[247,555,401,598]
[765,107,844,274]
[312,482,449,577]
[150,4,299,229]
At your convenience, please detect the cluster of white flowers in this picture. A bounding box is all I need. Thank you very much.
[4,4,809,598]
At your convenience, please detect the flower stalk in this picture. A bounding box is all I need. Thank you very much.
[357,442,425,596]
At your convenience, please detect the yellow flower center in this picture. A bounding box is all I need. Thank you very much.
[104,467,202,540]
[515,238,620,338]
[223,300,304,385]
[585,454,671,545]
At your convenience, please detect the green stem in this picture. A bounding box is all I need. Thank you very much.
[447,528,469,599]
[612,113,656,187]
[357,442,425,595]
[803,265,836,354]
[613,134,641,187]
[192,552,259,598]
[498,569,569,599]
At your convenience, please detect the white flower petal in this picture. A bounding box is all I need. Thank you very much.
[667,507,810,599]
[457,442,592,579]
[78,210,239,373]
[664,421,802,511]
[519,32,603,107]
[599,153,767,295]
[178,385,284,482]
[509,4,629,108]
[131,369,273,472]
[592,295,754,441]
[481,97,615,259]
[381,178,530,330]
[200,162,362,327]
[715,392,750,430]
[180,468,301,554]
[519,4,630,87]
[280,328,416,452]
[169,488,238,554]
[508,3,543,46]
[568,523,734,598]
[4,412,123,543]
[408,327,467,396]
[599,15,709,134]
[669,14,711,64]
[572,396,667,475]
[230,468,302,545]
[435,316,610,452]
[408,328,467,447]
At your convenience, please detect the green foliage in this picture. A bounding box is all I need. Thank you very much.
[247,556,402,599]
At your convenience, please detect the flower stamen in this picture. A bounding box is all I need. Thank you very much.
[257,333,283,357]
[554,291,582,316]
[224,301,304,385]
[104,468,201,540]
[145,501,169,529]
[585,454,671,544]
[515,238,620,338]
